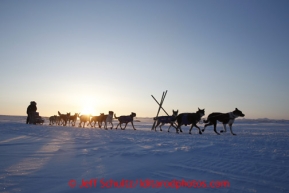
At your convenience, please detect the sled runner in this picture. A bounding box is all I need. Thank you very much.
[29,112,44,125]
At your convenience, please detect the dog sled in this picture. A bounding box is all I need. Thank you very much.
[29,112,45,125]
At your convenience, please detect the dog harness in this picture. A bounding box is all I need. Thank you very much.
[158,116,175,123]
[182,114,190,126]
[228,112,237,125]
[228,112,237,119]
[119,116,133,123]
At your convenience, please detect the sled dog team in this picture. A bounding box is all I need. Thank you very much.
[49,111,136,130]
[49,108,245,135]
[153,108,245,135]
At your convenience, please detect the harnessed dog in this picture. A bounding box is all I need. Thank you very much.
[114,112,136,130]
[88,113,104,128]
[101,111,114,129]
[175,108,205,134]
[58,111,70,126]
[78,114,90,128]
[153,110,178,132]
[202,108,245,135]
[49,115,57,125]
[68,113,79,126]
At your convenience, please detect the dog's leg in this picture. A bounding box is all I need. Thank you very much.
[131,122,136,130]
[168,122,177,132]
[87,119,91,127]
[120,123,123,130]
[175,125,180,134]
[202,122,213,132]
[213,122,220,135]
[104,121,108,130]
[220,124,227,133]
[159,122,165,131]
[195,124,202,135]
[120,123,127,130]
[110,122,113,129]
[154,120,160,131]
[229,124,236,135]
[189,125,194,134]
[123,123,128,130]
[167,124,172,132]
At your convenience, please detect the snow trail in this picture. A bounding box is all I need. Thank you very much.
[0,116,288,193]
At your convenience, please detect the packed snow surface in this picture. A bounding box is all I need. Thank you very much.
[0,115,289,193]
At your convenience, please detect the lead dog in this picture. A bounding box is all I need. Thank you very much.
[114,112,136,130]
[153,110,178,132]
[175,108,205,134]
[202,108,245,135]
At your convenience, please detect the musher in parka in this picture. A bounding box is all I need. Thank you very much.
[26,101,37,124]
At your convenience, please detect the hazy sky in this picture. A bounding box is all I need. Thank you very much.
[1,0,289,119]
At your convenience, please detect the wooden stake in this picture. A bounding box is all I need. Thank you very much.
[151,95,178,129]
[151,90,167,130]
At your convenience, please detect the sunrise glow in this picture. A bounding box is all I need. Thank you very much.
[79,97,98,116]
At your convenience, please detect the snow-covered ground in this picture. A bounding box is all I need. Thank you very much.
[0,115,288,193]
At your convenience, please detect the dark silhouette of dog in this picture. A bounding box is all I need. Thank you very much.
[114,112,136,130]
[175,108,205,134]
[153,110,178,132]
[202,108,245,135]
[100,111,114,129]
[88,113,104,128]
[68,113,79,126]
[58,111,70,126]
[78,114,90,128]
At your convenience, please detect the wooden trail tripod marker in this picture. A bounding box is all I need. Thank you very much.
[151,90,167,130]
[151,95,178,129]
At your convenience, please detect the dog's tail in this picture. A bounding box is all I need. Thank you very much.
[58,111,61,116]
[114,114,118,119]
